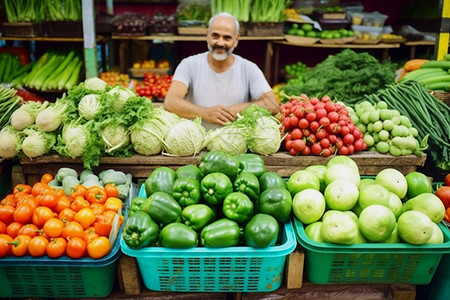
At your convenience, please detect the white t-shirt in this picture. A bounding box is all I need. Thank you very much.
[172,51,272,130]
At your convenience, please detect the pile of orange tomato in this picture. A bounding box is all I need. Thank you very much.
[0,173,124,259]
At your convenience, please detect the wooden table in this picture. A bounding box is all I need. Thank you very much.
[18,152,427,185]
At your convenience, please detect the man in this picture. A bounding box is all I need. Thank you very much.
[163,12,279,130]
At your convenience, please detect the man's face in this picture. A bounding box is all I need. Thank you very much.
[207,16,238,61]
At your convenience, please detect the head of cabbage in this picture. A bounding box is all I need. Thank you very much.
[56,122,89,158]
[107,86,136,112]
[0,125,22,158]
[249,116,283,155]
[101,123,130,153]
[163,117,206,156]
[21,128,57,158]
[130,118,165,156]
[204,124,250,156]
[83,77,109,92]
[78,94,102,120]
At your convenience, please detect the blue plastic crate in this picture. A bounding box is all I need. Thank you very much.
[120,184,297,292]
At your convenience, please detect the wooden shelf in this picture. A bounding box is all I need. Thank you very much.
[274,40,401,49]
[0,35,110,42]
[112,35,286,41]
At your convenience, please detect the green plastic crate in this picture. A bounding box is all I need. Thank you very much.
[121,221,295,292]
[293,217,450,285]
[0,233,122,298]
[122,185,296,292]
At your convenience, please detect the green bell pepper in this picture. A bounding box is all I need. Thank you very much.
[245,213,279,248]
[222,192,254,224]
[123,211,159,249]
[199,150,239,180]
[172,177,201,207]
[144,167,176,196]
[200,218,241,248]
[237,153,266,178]
[160,223,198,249]
[258,187,292,223]
[141,191,182,226]
[128,196,147,217]
[175,164,204,182]
[259,171,287,192]
[182,204,216,232]
[200,172,233,206]
[233,172,260,202]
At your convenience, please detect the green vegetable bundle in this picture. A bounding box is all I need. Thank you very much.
[346,81,450,170]
[0,86,21,129]
[289,49,397,101]
[211,0,252,22]
[2,0,45,22]
[20,48,83,91]
[124,150,288,249]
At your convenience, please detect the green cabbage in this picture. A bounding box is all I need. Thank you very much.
[130,118,165,156]
[21,127,56,158]
[78,94,102,120]
[204,123,250,155]
[163,117,206,156]
[0,125,22,158]
[249,116,283,155]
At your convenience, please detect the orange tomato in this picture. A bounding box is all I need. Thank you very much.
[74,208,96,229]
[61,221,84,239]
[435,186,450,209]
[83,227,99,244]
[46,237,67,258]
[104,184,119,198]
[43,218,64,238]
[40,173,54,184]
[66,237,86,259]
[0,233,13,257]
[28,236,49,257]
[17,223,39,238]
[87,236,111,259]
[9,234,32,256]
[445,173,450,187]
[31,182,52,197]
[86,186,107,204]
[32,206,55,227]
[37,190,58,209]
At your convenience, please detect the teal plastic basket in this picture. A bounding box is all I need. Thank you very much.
[121,222,295,292]
[122,186,296,293]
[293,217,450,285]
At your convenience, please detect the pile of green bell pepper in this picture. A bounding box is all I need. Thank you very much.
[123,150,292,250]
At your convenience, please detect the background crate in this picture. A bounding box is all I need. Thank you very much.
[247,22,284,36]
[2,22,43,37]
[293,217,450,285]
[45,21,83,37]
[122,187,296,292]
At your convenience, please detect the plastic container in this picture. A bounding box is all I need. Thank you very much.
[0,232,122,298]
[121,185,296,292]
[293,217,450,285]
[351,12,387,27]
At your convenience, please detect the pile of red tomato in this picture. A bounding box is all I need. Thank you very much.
[436,174,450,222]
[280,94,367,156]
[0,174,124,259]
[134,72,173,101]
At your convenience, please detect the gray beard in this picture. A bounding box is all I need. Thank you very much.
[207,43,234,61]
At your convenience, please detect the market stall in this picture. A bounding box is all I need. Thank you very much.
[1,1,450,300]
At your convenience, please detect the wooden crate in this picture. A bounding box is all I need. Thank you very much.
[18,152,427,185]
[2,22,44,37]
